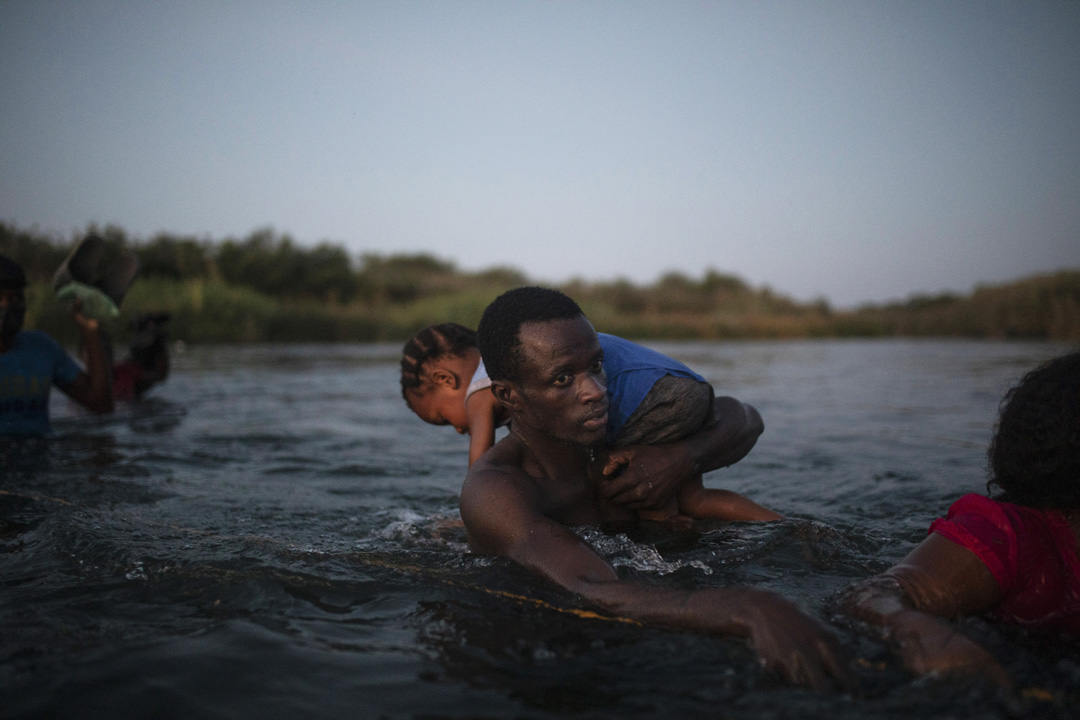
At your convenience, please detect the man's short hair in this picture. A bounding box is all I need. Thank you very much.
[478,286,584,384]
[0,254,27,290]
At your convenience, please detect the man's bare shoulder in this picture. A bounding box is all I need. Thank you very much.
[459,435,543,554]
[462,435,534,499]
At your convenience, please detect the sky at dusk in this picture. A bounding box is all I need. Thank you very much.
[1,1,1077,307]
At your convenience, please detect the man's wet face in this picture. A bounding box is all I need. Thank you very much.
[511,315,608,447]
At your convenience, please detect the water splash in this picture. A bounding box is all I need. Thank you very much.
[366,508,470,554]
[576,528,713,575]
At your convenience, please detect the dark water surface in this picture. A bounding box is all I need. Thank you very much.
[2,340,1078,719]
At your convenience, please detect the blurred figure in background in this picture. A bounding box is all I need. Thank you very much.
[0,253,113,435]
[112,312,171,401]
[54,235,170,403]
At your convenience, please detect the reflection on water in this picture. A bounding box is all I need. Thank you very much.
[2,340,1078,719]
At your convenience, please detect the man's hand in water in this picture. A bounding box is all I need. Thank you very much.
[656,586,852,690]
[737,590,854,690]
[597,443,690,510]
[598,396,764,511]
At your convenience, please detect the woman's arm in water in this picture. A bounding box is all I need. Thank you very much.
[841,532,1010,685]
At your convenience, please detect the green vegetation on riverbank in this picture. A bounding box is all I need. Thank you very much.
[3,222,1078,344]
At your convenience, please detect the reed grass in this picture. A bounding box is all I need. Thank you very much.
[22,270,1079,346]
[7,221,1077,344]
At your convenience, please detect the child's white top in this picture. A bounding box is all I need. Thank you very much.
[466,360,493,401]
[466,360,509,428]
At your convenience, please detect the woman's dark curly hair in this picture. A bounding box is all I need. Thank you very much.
[987,349,1080,508]
[400,323,478,399]
[477,287,583,385]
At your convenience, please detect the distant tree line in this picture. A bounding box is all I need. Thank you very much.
[849,272,1080,340]
[1,221,1077,343]
[0,222,527,306]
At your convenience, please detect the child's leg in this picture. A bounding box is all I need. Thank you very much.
[614,376,778,522]
[605,376,710,529]
[676,476,783,522]
[635,496,690,528]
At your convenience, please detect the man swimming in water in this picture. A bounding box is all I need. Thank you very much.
[459,287,850,689]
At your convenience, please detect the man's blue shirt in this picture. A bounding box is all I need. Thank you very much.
[599,333,704,442]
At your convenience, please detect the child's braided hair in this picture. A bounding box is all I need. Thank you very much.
[400,323,478,399]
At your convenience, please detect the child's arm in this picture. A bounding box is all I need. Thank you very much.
[676,479,782,521]
[465,390,500,466]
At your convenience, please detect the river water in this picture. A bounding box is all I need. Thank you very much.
[1,339,1078,719]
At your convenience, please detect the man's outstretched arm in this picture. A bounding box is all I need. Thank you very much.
[598,396,764,510]
[460,467,848,690]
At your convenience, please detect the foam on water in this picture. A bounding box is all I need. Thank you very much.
[577,527,714,575]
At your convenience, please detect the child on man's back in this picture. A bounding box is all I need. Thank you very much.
[400,323,507,467]
[400,323,780,525]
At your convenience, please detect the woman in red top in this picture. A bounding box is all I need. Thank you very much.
[844,350,1080,684]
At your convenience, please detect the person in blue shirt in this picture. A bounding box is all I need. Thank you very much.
[0,253,114,435]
